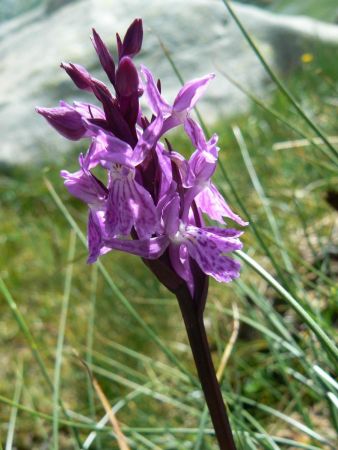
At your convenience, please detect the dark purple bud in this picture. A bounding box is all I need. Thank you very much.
[141,116,150,129]
[86,118,111,132]
[90,79,135,145]
[60,62,92,91]
[108,102,136,145]
[36,104,87,140]
[90,78,113,100]
[121,18,143,58]
[115,57,139,97]
[157,79,162,94]
[116,33,123,60]
[91,29,116,86]
[119,92,139,132]
[90,79,116,124]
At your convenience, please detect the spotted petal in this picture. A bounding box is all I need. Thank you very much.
[105,177,135,236]
[87,209,109,263]
[105,176,157,239]
[184,226,242,283]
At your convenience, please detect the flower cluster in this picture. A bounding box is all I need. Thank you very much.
[37,19,247,297]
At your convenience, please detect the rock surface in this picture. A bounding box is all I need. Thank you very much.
[0,0,337,164]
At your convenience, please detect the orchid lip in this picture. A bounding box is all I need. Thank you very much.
[110,164,134,180]
[169,221,187,244]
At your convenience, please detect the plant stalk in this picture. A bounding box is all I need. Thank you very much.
[176,290,237,450]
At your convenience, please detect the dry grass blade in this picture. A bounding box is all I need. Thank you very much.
[216,303,240,382]
[92,377,131,450]
[273,136,338,151]
[78,356,130,450]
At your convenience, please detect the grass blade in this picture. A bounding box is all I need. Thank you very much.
[53,230,76,450]
[86,264,101,449]
[313,365,338,392]
[157,32,299,291]
[234,395,332,446]
[0,278,82,447]
[233,125,295,276]
[216,68,338,170]
[242,410,280,450]
[236,250,338,365]
[5,363,23,450]
[221,0,338,162]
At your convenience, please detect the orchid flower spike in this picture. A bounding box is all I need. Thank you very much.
[37,18,247,298]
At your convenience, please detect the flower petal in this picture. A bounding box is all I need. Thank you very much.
[202,227,243,239]
[195,183,248,226]
[141,65,171,115]
[161,191,180,236]
[104,235,168,259]
[184,118,219,158]
[188,150,217,184]
[185,226,242,282]
[173,73,215,112]
[92,28,116,86]
[155,143,172,198]
[60,166,107,205]
[61,62,92,91]
[93,131,134,167]
[87,209,107,263]
[36,103,88,141]
[116,57,139,97]
[184,117,207,149]
[105,178,134,236]
[169,243,193,290]
[130,181,158,238]
[73,101,105,120]
[132,114,164,165]
[120,18,143,59]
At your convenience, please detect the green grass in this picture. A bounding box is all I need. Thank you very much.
[272,0,338,21]
[239,0,338,21]
[0,4,338,450]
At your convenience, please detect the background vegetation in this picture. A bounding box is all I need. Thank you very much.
[1,0,338,23]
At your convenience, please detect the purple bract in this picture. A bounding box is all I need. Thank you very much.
[37,19,248,297]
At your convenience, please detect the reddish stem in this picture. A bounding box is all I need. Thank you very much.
[176,289,237,450]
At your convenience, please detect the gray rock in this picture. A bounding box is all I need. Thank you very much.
[0,0,337,164]
[45,0,80,14]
